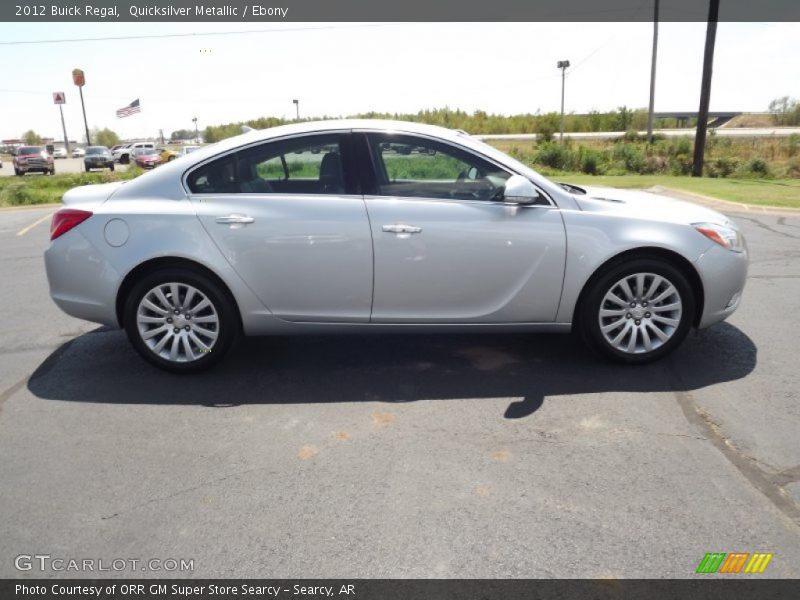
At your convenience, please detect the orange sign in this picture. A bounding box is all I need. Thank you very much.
[72,69,85,87]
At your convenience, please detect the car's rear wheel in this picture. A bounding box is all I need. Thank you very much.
[123,269,238,373]
[580,258,694,363]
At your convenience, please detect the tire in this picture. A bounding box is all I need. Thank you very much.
[14,168,22,176]
[85,166,91,172]
[579,257,695,364]
[121,154,129,165]
[50,168,55,175]
[123,268,239,373]
[109,163,115,172]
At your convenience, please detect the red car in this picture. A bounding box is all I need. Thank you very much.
[132,147,162,169]
[13,146,55,176]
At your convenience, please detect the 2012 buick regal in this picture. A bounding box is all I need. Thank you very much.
[44,120,748,372]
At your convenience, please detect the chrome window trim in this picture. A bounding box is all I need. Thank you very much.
[180,129,351,196]
[354,128,556,208]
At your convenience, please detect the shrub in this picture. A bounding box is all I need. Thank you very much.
[746,158,770,177]
[612,144,645,173]
[784,158,800,178]
[579,149,601,175]
[789,134,799,158]
[535,142,571,170]
[707,157,739,178]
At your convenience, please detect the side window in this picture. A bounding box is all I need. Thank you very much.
[186,134,349,195]
[366,134,510,201]
[238,134,346,195]
[187,154,238,194]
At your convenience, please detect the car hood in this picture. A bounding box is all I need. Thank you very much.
[572,186,734,227]
[62,181,126,208]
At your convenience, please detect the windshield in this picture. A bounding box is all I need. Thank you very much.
[20,146,43,155]
[86,147,109,155]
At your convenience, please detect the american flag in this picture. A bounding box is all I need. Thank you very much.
[116,98,141,118]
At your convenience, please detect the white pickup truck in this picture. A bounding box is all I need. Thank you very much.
[113,141,155,164]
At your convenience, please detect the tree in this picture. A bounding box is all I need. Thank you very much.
[22,130,42,145]
[91,128,120,148]
[170,129,195,141]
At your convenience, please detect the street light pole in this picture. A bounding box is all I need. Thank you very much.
[58,103,70,154]
[78,86,90,145]
[646,0,660,144]
[293,99,300,121]
[192,117,198,143]
[557,60,570,144]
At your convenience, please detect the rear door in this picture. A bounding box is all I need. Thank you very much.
[187,132,374,323]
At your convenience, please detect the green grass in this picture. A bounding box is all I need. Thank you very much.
[0,167,142,207]
[543,173,800,209]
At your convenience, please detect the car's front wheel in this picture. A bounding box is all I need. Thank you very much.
[580,258,695,363]
[123,269,238,373]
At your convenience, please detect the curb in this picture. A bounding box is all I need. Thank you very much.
[0,203,62,212]
[648,186,800,215]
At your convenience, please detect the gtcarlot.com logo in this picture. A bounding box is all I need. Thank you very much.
[696,552,773,574]
[15,554,194,573]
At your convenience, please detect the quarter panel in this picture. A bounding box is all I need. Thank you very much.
[73,201,273,332]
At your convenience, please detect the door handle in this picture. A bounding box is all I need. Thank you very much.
[215,214,255,225]
[382,224,422,234]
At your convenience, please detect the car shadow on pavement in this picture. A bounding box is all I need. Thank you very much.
[27,323,756,419]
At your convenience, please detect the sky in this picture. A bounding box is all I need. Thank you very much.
[0,21,797,141]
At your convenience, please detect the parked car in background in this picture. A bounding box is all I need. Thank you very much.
[53,147,68,159]
[132,147,162,169]
[180,145,201,156]
[114,141,154,164]
[83,146,115,172]
[43,120,749,372]
[158,148,179,162]
[72,147,86,158]
[13,146,54,175]
[158,145,202,162]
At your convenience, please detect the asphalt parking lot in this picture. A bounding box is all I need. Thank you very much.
[0,195,798,578]
[0,157,130,176]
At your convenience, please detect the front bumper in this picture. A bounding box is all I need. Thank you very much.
[695,243,749,329]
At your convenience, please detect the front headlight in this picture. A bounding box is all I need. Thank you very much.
[693,222,745,252]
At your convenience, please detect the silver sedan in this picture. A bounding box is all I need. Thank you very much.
[44,120,748,372]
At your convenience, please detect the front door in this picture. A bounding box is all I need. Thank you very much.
[362,132,566,323]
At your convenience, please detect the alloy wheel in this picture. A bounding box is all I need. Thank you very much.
[597,272,683,354]
[136,282,219,363]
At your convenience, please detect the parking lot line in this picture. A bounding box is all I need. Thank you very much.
[16,212,54,237]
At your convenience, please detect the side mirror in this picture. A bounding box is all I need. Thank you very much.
[503,174,541,205]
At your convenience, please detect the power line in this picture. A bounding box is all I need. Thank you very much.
[0,23,387,46]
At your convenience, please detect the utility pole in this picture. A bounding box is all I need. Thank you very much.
[646,0,660,144]
[692,0,720,177]
[293,99,300,121]
[557,60,570,144]
[192,117,199,142]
